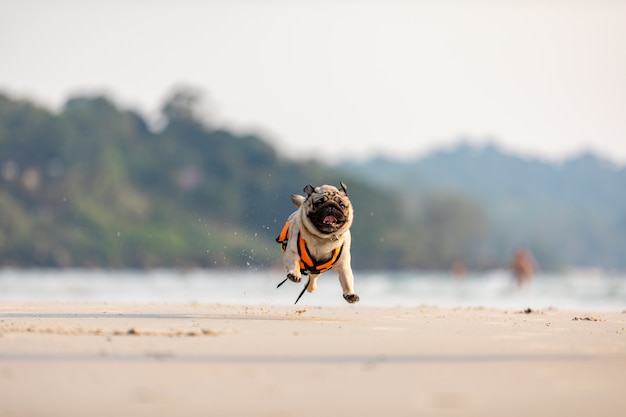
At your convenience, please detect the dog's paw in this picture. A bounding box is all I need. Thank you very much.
[343,293,360,303]
[287,273,301,283]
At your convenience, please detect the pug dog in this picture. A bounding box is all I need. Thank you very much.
[276,182,359,304]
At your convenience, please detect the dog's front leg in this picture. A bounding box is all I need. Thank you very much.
[283,246,302,283]
[333,256,359,303]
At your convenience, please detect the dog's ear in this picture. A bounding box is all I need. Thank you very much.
[339,181,348,195]
[291,194,305,208]
[303,184,315,196]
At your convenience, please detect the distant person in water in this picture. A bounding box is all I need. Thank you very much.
[510,249,535,287]
[450,260,467,279]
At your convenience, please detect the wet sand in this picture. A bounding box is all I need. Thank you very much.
[1,302,625,416]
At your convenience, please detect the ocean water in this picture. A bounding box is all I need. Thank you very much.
[0,268,625,312]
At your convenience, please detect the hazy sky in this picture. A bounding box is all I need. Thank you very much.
[2,0,625,164]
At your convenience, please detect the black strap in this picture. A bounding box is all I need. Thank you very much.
[294,279,309,304]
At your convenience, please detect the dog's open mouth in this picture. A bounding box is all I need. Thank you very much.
[311,206,346,234]
[323,215,338,225]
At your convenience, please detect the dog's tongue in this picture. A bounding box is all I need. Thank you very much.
[323,215,337,225]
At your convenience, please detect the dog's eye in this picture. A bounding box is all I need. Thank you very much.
[313,199,324,208]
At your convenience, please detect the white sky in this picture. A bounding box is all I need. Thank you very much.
[1,0,625,164]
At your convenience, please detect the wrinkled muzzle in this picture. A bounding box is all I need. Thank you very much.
[309,202,348,234]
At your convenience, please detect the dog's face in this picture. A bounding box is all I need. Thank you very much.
[297,182,353,236]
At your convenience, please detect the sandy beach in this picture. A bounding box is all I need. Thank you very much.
[1,302,625,417]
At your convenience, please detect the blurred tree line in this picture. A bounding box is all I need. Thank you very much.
[5,88,620,271]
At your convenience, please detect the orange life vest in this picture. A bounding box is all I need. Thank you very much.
[276,220,343,275]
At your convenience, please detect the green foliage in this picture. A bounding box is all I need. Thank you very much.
[0,90,420,269]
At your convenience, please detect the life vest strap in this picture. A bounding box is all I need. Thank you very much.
[276,220,291,251]
[276,220,343,274]
[297,232,343,274]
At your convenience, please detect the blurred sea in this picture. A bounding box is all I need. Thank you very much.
[0,269,624,312]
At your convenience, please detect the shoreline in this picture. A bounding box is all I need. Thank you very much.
[1,302,625,416]
[2,268,625,312]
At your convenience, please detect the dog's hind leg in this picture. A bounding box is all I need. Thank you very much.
[307,274,320,293]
